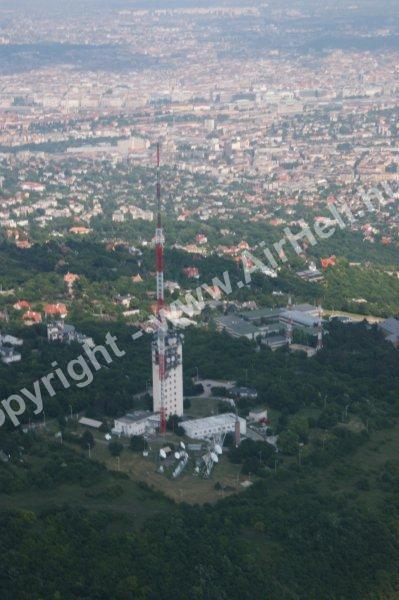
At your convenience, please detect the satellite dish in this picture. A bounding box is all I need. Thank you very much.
[174,451,180,459]
[194,466,200,473]
[143,450,149,457]
[215,444,222,455]
[180,441,186,449]
[211,452,219,463]
[160,449,167,459]
[105,434,111,441]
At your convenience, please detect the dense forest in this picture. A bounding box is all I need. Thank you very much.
[0,322,399,598]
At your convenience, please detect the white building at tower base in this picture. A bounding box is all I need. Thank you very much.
[182,413,246,440]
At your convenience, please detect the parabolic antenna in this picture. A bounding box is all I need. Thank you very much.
[180,441,186,449]
[215,444,222,455]
[174,452,180,459]
[211,452,219,463]
[160,449,167,459]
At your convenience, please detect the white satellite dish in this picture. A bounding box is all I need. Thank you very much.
[180,441,186,449]
[211,452,219,463]
[143,450,149,457]
[215,444,222,455]
[105,434,111,441]
[174,451,180,459]
[160,449,167,459]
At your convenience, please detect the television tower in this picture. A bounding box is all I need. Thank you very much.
[316,304,323,351]
[151,144,184,430]
[155,143,167,434]
[286,295,293,346]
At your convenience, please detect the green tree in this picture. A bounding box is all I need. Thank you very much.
[108,441,124,457]
[129,435,146,452]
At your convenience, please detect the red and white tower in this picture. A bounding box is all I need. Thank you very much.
[316,304,323,351]
[151,144,184,433]
[155,143,167,434]
[286,295,293,346]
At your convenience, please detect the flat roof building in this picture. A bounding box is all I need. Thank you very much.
[230,386,258,399]
[78,417,103,429]
[215,315,261,340]
[378,318,399,347]
[279,309,320,328]
[238,307,283,322]
[182,413,246,440]
[113,411,158,437]
[262,335,287,350]
[248,408,268,422]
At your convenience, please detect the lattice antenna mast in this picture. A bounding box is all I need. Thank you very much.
[317,304,323,351]
[286,295,293,345]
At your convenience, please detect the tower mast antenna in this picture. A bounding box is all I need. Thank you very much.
[316,303,323,351]
[286,294,293,346]
[155,142,167,434]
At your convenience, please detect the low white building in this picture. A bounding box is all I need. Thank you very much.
[248,409,268,423]
[182,413,246,440]
[0,333,23,364]
[47,321,94,346]
[78,417,103,429]
[112,411,158,437]
[0,346,21,364]
[0,334,23,346]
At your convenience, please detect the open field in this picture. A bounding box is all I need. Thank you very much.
[352,424,399,470]
[1,417,398,521]
[89,437,243,504]
[184,396,221,418]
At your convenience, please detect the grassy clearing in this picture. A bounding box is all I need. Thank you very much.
[352,424,399,470]
[89,438,242,504]
[184,396,221,418]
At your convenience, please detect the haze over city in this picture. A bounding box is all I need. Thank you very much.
[0,2,398,599]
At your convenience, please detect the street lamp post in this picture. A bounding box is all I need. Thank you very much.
[298,443,303,466]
